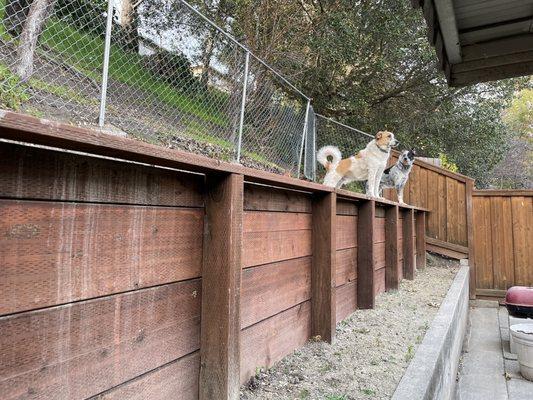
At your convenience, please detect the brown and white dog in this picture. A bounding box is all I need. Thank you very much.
[317,131,398,197]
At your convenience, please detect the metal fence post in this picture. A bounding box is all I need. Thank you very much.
[297,99,311,178]
[98,0,114,127]
[235,51,250,163]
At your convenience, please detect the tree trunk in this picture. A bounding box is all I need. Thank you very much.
[200,27,217,89]
[15,0,54,81]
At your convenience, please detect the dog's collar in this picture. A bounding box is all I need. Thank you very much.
[375,142,390,154]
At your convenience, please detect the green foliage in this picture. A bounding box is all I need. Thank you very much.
[0,64,30,109]
[143,50,201,91]
[438,153,458,173]
[228,0,527,185]
[54,0,107,36]
[503,85,533,137]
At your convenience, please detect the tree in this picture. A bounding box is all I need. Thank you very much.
[15,0,55,80]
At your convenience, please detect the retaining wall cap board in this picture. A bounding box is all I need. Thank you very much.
[391,265,470,400]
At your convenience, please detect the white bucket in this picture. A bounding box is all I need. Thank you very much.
[509,318,533,354]
[510,323,533,381]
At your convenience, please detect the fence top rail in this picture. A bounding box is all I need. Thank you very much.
[315,114,374,138]
[0,110,428,212]
[472,189,533,197]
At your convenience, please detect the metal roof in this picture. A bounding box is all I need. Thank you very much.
[413,0,533,86]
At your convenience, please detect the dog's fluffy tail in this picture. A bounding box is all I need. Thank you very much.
[317,145,342,171]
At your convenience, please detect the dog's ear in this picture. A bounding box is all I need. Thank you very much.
[411,148,417,156]
[375,131,383,140]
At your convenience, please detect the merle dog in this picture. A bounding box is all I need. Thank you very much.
[379,149,416,204]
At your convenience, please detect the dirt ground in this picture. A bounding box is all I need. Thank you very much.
[240,254,459,400]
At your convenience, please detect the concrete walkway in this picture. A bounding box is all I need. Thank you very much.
[455,301,533,400]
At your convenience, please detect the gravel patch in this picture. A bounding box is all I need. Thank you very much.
[240,254,460,400]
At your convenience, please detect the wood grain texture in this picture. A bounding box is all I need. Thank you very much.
[336,247,357,287]
[240,301,311,384]
[374,242,386,270]
[511,197,532,286]
[93,352,199,400]
[243,212,312,268]
[457,183,467,246]
[335,281,357,324]
[466,180,475,299]
[446,178,458,244]
[385,206,400,291]
[374,216,386,243]
[241,257,311,329]
[402,209,415,280]
[490,197,515,290]
[0,111,330,193]
[0,200,203,315]
[200,173,243,400]
[336,200,358,216]
[374,268,385,295]
[426,170,439,239]
[243,184,312,213]
[416,212,427,270]
[0,280,201,400]
[336,215,358,250]
[0,142,204,207]
[419,168,428,209]
[438,175,447,241]
[357,200,375,309]
[312,192,336,343]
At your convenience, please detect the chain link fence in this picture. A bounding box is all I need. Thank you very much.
[0,0,372,180]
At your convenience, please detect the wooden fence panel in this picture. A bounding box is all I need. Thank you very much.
[473,191,533,295]
[384,155,472,259]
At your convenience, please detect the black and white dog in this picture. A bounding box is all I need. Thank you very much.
[379,149,416,204]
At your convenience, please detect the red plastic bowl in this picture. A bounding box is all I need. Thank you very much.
[506,286,533,318]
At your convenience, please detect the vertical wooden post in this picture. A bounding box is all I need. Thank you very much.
[416,211,426,270]
[200,173,243,400]
[403,208,415,280]
[385,205,399,291]
[357,200,375,309]
[312,191,336,343]
[466,179,476,299]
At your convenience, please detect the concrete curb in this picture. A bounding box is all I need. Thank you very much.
[392,265,470,400]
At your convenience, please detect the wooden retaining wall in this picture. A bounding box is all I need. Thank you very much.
[472,190,533,298]
[0,112,428,400]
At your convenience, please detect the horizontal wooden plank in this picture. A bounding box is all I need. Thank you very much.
[425,236,469,254]
[336,200,358,216]
[336,188,429,212]
[452,61,533,87]
[244,184,312,213]
[475,289,507,298]
[374,268,385,295]
[240,301,311,383]
[241,257,311,328]
[374,242,386,270]
[243,229,312,268]
[244,211,311,233]
[375,207,386,218]
[336,215,357,250]
[0,200,203,315]
[94,352,199,400]
[0,279,201,400]
[336,248,357,287]
[374,217,386,243]
[0,111,331,193]
[461,33,533,62]
[0,142,204,207]
[473,190,533,197]
[335,281,357,324]
[427,243,467,260]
